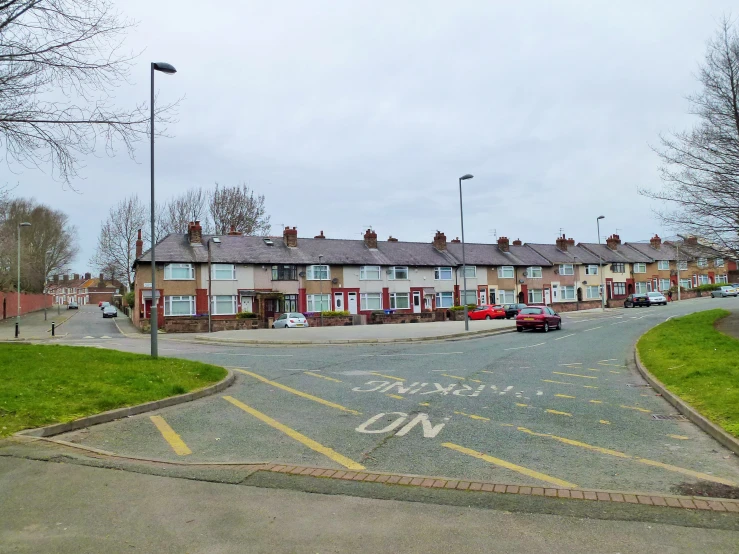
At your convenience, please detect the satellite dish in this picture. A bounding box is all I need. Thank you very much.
[331,277,339,284]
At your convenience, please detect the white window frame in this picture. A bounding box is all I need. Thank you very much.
[388,266,409,280]
[360,292,383,311]
[586,285,601,299]
[528,289,543,303]
[211,263,236,280]
[164,263,195,280]
[389,292,410,310]
[435,291,454,308]
[657,260,669,270]
[434,267,453,280]
[715,258,724,267]
[716,274,728,284]
[527,266,542,279]
[558,264,574,276]
[679,279,692,289]
[462,265,477,278]
[585,265,599,275]
[697,258,708,268]
[307,294,331,312]
[699,274,710,285]
[359,265,381,281]
[211,295,237,315]
[560,285,576,300]
[306,265,329,280]
[499,290,516,304]
[497,266,514,279]
[659,279,671,291]
[635,282,648,294]
[164,295,195,317]
[678,260,688,271]
[633,263,647,274]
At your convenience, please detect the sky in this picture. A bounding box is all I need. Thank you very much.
[5,1,737,272]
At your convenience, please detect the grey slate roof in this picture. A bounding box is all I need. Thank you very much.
[526,244,602,264]
[446,243,552,266]
[578,243,653,263]
[624,242,680,261]
[663,240,725,261]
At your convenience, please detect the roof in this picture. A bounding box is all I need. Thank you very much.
[664,240,725,260]
[445,243,552,266]
[526,244,601,264]
[624,242,681,261]
[578,243,653,263]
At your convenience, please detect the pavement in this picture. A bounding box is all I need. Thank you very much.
[0,306,77,340]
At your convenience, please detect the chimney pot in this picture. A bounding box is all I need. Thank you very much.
[188,221,202,244]
[387,236,398,242]
[85,272,91,280]
[314,230,326,239]
[606,234,620,250]
[53,275,59,283]
[227,225,242,236]
[364,228,378,249]
[497,236,510,252]
[450,237,461,243]
[136,228,144,258]
[283,226,298,247]
[512,238,522,246]
[433,231,447,251]
[555,234,568,252]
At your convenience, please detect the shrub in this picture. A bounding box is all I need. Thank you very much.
[450,304,476,311]
[320,310,350,317]
[124,290,135,307]
[236,312,258,319]
[693,284,723,292]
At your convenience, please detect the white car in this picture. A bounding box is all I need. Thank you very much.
[711,286,738,298]
[273,313,309,329]
[647,292,667,306]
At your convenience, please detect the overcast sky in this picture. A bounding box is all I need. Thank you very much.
[7,1,738,272]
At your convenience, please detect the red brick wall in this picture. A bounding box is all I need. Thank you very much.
[0,292,53,320]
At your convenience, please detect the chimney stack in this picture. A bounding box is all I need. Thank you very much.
[73,273,79,280]
[136,229,143,259]
[85,272,91,280]
[650,234,662,250]
[364,228,378,249]
[283,226,298,247]
[450,237,461,243]
[433,231,447,251]
[227,225,242,236]
[685,236,698,245]
[497,236,510,253]
[314,231,326,239]
[567,237,575,246]
[63,275,68,282]
[53,275,59,283]
[188,221,202,244]
[555,234,568,252]
[512,238,522,246]
[387,236,398,242]
[606,234,621,250]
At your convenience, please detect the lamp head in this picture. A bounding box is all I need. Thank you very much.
[597,215,605,220]
[460,174,474,180]
[19,222,31,227]
[152,62,177,74]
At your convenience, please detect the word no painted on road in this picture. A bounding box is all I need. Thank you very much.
[355,412,447,438]
[352,381,541,399]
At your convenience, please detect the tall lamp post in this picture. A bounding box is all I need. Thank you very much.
[596,216,605,311]
[676,234,690,301]
[318,254,324,328]
[16,222,32,337]
[459,174,474,331]
[44,249,52,321]
[149,61,177,359]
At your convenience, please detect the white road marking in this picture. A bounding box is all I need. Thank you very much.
[218,353,294,357]
[504,342,545,351]
[583,326,603,332]
[359,352,463,357]
[554,334,575,341]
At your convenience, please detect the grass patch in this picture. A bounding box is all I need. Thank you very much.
[637,309,739,438]
[0,343,227,437]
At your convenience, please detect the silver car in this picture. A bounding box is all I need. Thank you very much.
[647,291,667,306]
[711,286,738,298]
[273,312,309,328]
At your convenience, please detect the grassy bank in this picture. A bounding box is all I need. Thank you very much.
[637,309,739,438]
[0,344,227,437]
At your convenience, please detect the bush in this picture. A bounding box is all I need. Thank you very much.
[450,304,476,311]
[236,312,258,319]
[124,290,135,307]
[320,310,350,317]
[693,283,723,292]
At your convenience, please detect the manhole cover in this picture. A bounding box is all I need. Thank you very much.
[626,384,651,388]
[652,414,688,421]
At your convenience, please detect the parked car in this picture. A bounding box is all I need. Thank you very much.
[711,286,738,298]
[100,301,110,310]
[68,301,78,310]
[624,294,650,308]
[647,292,667,306]
[516,306,561,332]
[273,312,309,328]
[498,303,528,319]
[102,305,118,318]
[468,304,507,320]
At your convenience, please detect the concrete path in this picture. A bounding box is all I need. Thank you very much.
[0,306,76,341]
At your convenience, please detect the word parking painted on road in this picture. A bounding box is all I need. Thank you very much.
[356,412,448,438]
[352,380,542,399]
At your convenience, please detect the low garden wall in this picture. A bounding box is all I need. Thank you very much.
[305,315,354,327]
[161,316,265,333]
[369,311,438,324]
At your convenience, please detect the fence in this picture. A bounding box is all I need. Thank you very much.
[0,292,54,320]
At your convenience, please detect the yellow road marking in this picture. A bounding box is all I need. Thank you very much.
[609,370,621,374]
[386,394,404,399]
[589,400,603,404]
[600,420,611,425]
[233,369,361,415]
[442,442,578,488]
[555,394,575,399]
[370,371,405,381]
[586,368,600,372]
[441,373,466,380]
[583,385,599,389]
[519,427,630,458]
[546,409,572,417]
[222,396,364,470]
[481,370,495,374]
[149,415,191,456]
[553,372,597,379]
[598,362,626,367]
[454,411,490,421]
[419,402,430,406]
[635,458,737,487]
[469,379,482,383]
[515,403,528,407]
[304,371,341,383]
[667,434,690,440]
[620,405,651,413]
[542,379,576,386]
[500,423,515,427]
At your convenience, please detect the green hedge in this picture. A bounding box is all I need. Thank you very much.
[320,310,350,317]
[450,304,477,311]
[236,312,258,319]
[692,283,724,292]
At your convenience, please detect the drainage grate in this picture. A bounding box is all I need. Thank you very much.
[626,384,652,388]
[652,414,688,421]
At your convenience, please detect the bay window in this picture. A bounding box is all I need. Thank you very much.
[164,295,195,316]
[211,295,237,315]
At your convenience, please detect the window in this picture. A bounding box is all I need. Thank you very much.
[497,266,514,279]
[558,264,574,276]
[635,282,648,294]
[613,282,626,296]
[585,265,598,275]
[679,278,692,289]
[307,294,330,312]
[461,290,477,305]
[434,267,453,280]
[388,266,408,280]
[526,266,542,278]
[164,296,195,316]
[657,260,669,270]
[560,286,576,300]
[164,263,194,280]
[499,290,515,304]
[462,265,477,278]
[586,286,601,299]
[699,274,710,285]
[716,274,728,284]
[527,289,543,303]
[272,265,297,281]
[211,264,236,280]
[281,294,298,312]
[360,265,381,280]
[389,293,410,309]
[360,293,382,311]
[306,265,329,280]
[435,291,454,308]
[659,279,671,291]
[678,260,688,271]
[611,263,625,273]
[715,258,724,267]
[211,295,236,315]
[697,258,708,268]
[633,263,646,273]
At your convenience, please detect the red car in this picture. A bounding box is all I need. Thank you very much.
[468,304,507,320]
[516,306,562,332]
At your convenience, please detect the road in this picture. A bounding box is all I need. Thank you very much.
[51,299,739,496]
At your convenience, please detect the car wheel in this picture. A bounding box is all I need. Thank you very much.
[272,325,275,329]
[543,322,549,333]
[516,327,523,332]
[556,319,562,330]
[485,315,491,320]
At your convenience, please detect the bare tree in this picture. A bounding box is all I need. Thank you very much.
[89,195,146,290]
[640,16,739,254]
[209,183,271,236]
[160,187,209,235]
[0,0,178,183]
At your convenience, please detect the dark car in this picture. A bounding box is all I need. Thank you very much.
[624,294,650,308]
[516,306,561,332]
[497,303,528,319]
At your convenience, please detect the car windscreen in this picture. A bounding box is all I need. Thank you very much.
[519,308,542,315]
[648,292,661,297]
[290,313,305,318]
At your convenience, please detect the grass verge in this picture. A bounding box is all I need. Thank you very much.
[637,309,739,438]
[0,343,227,437]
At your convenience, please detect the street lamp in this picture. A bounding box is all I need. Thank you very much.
[596,216,605,311]
[676,234,690,301]
[459,174,474,331]
[318,254,324,328]
[44,250,52,321]
[149,61,177,359]
[16,222,31,337]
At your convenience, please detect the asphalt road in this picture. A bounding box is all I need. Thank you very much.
[53,299,739,495]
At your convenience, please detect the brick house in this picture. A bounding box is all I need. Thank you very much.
[663,236,729,287]
[579,235,653,301]
[46,274,88,305]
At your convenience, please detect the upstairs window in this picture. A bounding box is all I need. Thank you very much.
[633,263,646,273]
[715,258,724,267]
[612,263,625,273]
[585,265,599,275]
[526,266,542,278]
[211,264,236,280]
[678,260,688,271]
[697,258,708,268]
[497,266,514,279]
[272,265,297,281]
[164,263,194,280]
[306,265,329,280]
[359,266,381,280]
[558,264,574,276]
[434,267,453,280]
[388,266,408,280]
[657,260,669,270]
[463,266,477,278]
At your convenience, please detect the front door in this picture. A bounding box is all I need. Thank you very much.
[334,292,344,312]
[489,288,496,304]
[347,292,358,315]
[424,295,433,311]
[479,288,486,305]
[240,296,253,313]
[544,288,551,305]
[412,291,421,313]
